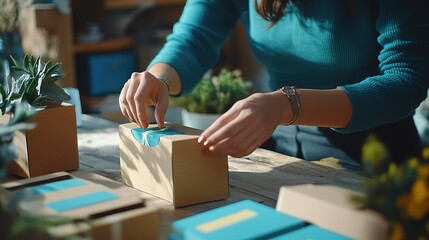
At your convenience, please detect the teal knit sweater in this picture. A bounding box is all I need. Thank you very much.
[149,0,429,133]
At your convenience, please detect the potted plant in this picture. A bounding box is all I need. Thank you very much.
[170,68,252,130]
[0,54,79,178]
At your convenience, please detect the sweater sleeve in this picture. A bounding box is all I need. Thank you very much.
[147,0,240,95]
[336,0,429,133]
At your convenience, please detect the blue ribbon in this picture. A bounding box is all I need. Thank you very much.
[131,127,184,147]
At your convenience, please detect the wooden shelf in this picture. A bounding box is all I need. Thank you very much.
[104,0,185,10]
[74,37,135,54]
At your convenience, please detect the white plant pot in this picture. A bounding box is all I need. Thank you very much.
[165,106,184,124]
[181,110,222,130]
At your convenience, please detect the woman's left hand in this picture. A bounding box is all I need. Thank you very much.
[198,91,291,158]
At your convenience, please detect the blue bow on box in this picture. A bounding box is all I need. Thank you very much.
[131,127,184,147]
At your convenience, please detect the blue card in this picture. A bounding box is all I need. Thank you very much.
[271,225,353,240]
[46,191,119,212]
[171,199,305,240]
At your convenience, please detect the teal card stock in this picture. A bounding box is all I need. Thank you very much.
[46,191,119,212]
[271,225,352,240]
[32,178,87,195]
[171,199,305,240]
[132,127,184,147]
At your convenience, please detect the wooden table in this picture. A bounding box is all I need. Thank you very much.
[77,114,363,238]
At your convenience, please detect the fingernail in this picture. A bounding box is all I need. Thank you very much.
[198,136,203,143]
[203,140,210,146]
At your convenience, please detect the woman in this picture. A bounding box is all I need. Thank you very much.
[119,0,429,164]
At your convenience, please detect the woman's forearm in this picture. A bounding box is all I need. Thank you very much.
[284,88,353,128]
[148,63,182,95]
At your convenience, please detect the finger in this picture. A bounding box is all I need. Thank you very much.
[133,82,150,128]
[206,125,255,156]
[202,113,248,148]
[126,74,141,126]
[154,93,169,128]
[119,81,134,122]
[198,109,239,144]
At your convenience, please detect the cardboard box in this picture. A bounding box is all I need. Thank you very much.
[119,123,229,207]
[276,184,388,240]
[170,199,306,240]
[2,103,79,178]
[0,170,160,239]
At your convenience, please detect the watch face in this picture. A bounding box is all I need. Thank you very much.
[282,87,296,95]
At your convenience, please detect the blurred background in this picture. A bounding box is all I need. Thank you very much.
[3,0,429,146]
[5,0,267,122]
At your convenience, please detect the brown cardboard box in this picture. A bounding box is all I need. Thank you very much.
[0,170,160,239]
[119,123,229,207]
[3,103,79,178]
[276,184,388,240]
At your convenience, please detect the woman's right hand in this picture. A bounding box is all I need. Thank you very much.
[119,71,170,128]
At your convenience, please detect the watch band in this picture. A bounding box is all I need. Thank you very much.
[279,86,302,125]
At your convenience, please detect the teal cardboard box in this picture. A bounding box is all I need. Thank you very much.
[169,199,306,240]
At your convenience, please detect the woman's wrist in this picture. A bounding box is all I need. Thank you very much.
[157,77,170,94]
[271,90,295,125]
[148,63,182,95]
[278,86,302,125]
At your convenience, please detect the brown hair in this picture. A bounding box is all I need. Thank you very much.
[255,0,359,25]
[255,0,290,24]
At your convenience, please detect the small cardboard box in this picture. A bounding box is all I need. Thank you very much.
[119,123,229,207]
[3,103,79,178]
[0,170,160,239]
[170,199,307,240]
[276,184,388,240]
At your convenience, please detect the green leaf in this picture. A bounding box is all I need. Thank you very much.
[15,74,29,94]
[0,85,7,100]
[9,55,24,71]
[31,95,48,106]
[8,54,68,107]
[8,102,36,125]
[41,82,71,102]
[0,122,35,136]
[24,54,30,70]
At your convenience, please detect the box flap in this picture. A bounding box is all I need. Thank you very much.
[276,184,388,240]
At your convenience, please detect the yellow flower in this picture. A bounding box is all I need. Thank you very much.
[396,170,429,220]
[408,158,419,169]
[390,223,404,240]
[422,148,429,160]
[388,164,398,175]
[362,135,388,167]
[418,164,429,179]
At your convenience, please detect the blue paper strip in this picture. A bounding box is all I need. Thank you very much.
[132,127,184,147]
[173,199,305,240]
[46,191,119,212]
[270,225,353,240]
[32,178,87,195]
